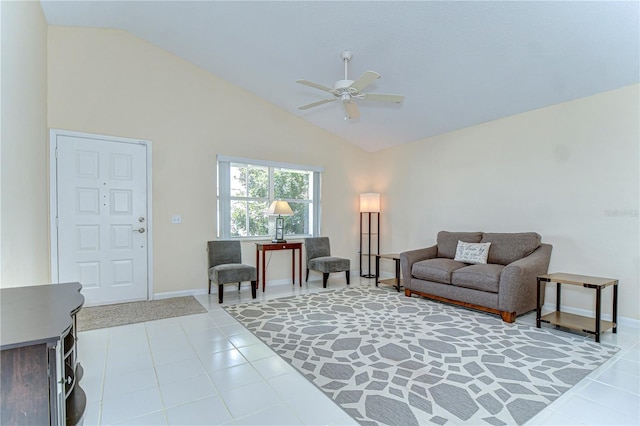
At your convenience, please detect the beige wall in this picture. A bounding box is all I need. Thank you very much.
[47,27,371,295]
[6,17,639,322]
[0,0,49,287]
[372,84,640,321]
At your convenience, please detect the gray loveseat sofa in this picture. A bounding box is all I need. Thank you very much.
[400,231,552,322]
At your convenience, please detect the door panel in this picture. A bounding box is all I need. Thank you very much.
[55,134,148,305]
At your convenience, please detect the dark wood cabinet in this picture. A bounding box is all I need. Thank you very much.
[1,282,85,425]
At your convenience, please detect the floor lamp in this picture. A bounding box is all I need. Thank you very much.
[359,193,380,278]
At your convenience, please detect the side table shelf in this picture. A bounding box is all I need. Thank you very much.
[536,273,618,343]
[375,254,403,292]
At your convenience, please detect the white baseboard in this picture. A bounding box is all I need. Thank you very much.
[154,288,208,299]
[542,302,639,329]
[153,278,311,299]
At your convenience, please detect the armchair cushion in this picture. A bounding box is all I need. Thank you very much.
[308,256,350,274]
[209,263,256,284]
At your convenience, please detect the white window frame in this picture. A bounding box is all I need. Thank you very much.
[217,155,322,239]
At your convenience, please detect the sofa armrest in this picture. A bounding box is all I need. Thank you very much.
[400,245,438,284]
[498,243,552,314]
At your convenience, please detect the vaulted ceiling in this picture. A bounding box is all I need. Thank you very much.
[40,1,639,152]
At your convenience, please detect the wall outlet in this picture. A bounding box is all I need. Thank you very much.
[172,215,182,224]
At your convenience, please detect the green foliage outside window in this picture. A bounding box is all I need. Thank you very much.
[230,164,312,238]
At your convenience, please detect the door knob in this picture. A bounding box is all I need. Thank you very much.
[133,227,145,233]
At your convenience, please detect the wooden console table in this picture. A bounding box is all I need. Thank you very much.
[255,242,303,292]
[536,272,618,343]
[1,282,85,425]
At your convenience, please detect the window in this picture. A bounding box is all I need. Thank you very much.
[217,155,322,239]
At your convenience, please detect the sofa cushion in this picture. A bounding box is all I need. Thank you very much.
[412,258,467,284]
[451,264,505,293]
[480,232,542,265]
[454,241,491,264]
[437,231,483,259]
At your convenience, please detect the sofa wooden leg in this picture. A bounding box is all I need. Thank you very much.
[501,311,516,323]
[404,288,412,297]
[346,271,350,285]
[251,280,257,299]
[306,268,309,282]
[323,273,329,288]
[218,284,223,304]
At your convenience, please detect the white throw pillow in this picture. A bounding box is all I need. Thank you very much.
[454,241,491,264]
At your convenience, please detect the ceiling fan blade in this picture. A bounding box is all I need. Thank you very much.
[343,100,360,120]
[296,79,333,93]
[298,99,335,110]
[350,71,380,92]
[363,93,404,103]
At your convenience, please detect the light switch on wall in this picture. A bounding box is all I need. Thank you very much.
[172,215,182,224]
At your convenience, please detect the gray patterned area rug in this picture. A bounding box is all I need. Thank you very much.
[77,296,207,331]
[225,287,619,426]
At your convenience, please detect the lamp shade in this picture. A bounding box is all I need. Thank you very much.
[360,193,380,213]
[267,200,294,216]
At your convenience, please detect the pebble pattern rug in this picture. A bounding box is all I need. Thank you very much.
[77,296,207,331]
[225,287,619,426]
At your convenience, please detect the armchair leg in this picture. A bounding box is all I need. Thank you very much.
[346,271,350,285]
[208,279,212,294]
[306,268,309,282]
[238,282,241,291]
[323,273,329,288]
[218,284,223,304]
[251,280,257,299]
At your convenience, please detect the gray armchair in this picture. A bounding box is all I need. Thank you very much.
[207,240,257,303]
[305,237,350,288]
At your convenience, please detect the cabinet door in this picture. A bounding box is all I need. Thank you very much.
[1,344,51,425]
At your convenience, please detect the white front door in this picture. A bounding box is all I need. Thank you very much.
[52,131,151,305]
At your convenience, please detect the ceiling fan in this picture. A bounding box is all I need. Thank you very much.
[296,50,404,120]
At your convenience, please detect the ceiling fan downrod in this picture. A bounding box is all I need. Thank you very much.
[341,50,353,80]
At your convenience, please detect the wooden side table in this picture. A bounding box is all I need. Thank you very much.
[536,272,618,343]
[255,242,303,292]
[375,253,403,292]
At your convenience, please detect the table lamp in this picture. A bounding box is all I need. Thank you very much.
[267,200,294,243]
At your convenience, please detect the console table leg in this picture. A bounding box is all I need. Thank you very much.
[262,250,266,292]
[298,248,302,287]
[291,249,295,285]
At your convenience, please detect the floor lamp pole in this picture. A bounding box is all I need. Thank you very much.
[367,211,372,277]
[359,212,363,276]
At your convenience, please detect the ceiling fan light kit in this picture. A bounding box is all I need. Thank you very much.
[297,50,404,120]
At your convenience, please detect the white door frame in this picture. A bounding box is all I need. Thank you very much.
[49,128,154,300]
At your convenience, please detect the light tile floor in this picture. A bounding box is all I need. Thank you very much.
[78,277,640,425]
